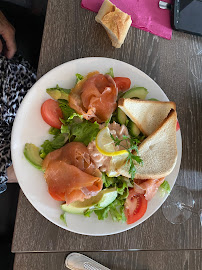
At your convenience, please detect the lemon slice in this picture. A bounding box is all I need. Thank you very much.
[96,127,128,156]
[107,153,129,177]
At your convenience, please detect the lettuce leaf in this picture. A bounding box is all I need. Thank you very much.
[94,206,110,220]
[67,113,83,122]
[40,133,69,158]
[85,174,131,222]
[160,180,171,192]
[94,196,126,222]
[102,174,133,191]
[49,127,60,136]
[76,73,84,83]
[108,199,126,222]
[57,100,100,145]
[102,173,115,188]
[85,195,126,222]
[59,101,99,144]
[58,99,76,120]
[70,120,99,146]
[60,213,67,226]
[105,68,114,78]
[159,180,171,197]
[61,124,71,135]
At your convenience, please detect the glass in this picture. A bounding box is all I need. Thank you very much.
[162,185,202,225]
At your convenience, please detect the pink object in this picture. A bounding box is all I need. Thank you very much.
[81,0,173,40]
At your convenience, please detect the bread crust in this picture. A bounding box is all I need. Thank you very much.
[95,0,132,48]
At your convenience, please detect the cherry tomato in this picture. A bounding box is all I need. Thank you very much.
[41,99,63,129]
[176,121,180,131]
[124,189,147,224]
[114,77,131,92]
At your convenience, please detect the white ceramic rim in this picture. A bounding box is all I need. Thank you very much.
[11,57,182,236]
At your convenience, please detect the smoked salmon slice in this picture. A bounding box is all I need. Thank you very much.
[42,142,102,204]
[69,72,118,123]
[133,178,165,201]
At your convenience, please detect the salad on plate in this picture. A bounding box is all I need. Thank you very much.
[23,68,178,225]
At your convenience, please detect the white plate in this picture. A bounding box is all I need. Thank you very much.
[11,57,182,236]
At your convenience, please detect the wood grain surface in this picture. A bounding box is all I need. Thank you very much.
[14,251,202,270]
[12,0,202,254]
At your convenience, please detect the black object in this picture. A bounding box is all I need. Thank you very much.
[0,1,46,68]
[174,0,202,36]
[159,0,202,36]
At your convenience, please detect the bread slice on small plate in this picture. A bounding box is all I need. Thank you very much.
[118,109,178,179]
[95,0,132,48]
[118,98,176,136]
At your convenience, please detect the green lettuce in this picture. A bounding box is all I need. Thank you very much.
[67,113,83,122]
[61,124,71,135]
[85,174,131,222]
[76,73,84,83]
[102,173,116,188]
[84,195,126,223]
[58,99,76,120]
[105,68,114,78]
[94,197,126,222]
[58,100,100,145]
[60,213,67,226]
[70,120,99,146]
[39,99,99,157]
[159,180,171,197]
[40,133,69,158]
[48,127,60,136]
[102,174,133,193]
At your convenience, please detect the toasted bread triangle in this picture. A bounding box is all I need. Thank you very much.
[118,99,176,136]
[118,109,178,179]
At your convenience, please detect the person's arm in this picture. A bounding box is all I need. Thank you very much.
[0,11,17,59]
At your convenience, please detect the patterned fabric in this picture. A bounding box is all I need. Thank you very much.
[0,54,36,193]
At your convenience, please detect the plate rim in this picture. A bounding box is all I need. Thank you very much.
[11,57,182,236]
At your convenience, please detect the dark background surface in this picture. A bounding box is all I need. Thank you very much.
[0,1,47,269]
[0,0,47,68]
[0,184,19,269]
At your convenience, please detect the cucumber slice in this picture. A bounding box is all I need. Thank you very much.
[117,108,128,125]
[128,120,140,137]
[123,87,148,99]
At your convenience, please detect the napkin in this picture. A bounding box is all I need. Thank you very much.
[81,0,173,40]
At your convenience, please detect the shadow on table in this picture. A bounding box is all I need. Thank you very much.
[0,184,19,270]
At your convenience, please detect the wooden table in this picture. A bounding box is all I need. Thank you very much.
[12,0,202,269]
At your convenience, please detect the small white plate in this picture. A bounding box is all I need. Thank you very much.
[11,57,182,236]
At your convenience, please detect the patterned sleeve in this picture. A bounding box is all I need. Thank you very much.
[0,55,36,193]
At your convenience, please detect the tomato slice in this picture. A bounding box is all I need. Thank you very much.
[176,120,180,131]
[41,99,63,129]
[124,189,147,224]
[114,77,131,92]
